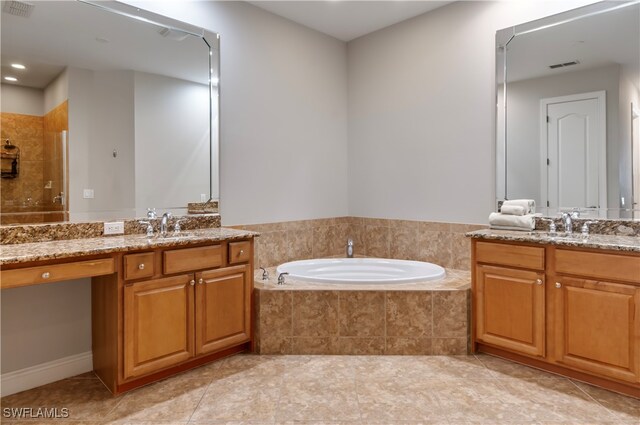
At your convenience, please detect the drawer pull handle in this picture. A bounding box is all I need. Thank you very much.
[41,272,50,279]
[138,264,145,270]
[555,282,562,289]
[190,279,195,286]
[198,278,204,285]
[536,279,543,285]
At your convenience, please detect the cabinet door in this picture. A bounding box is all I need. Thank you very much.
[552,276,640,383]
[195,265,252,355]
[124,275,194,379]
[476,265,545,357]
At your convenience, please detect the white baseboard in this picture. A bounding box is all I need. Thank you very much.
[1,351,93,397]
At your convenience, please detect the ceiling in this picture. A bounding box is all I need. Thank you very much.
[1,1,215,89]
[248,1,453,42]
[505,2,639,83]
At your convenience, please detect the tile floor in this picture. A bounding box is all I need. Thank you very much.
[1,353,638,424]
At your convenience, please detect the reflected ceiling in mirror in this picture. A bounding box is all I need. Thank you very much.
[496,1,640,219]
[0,0,219,224]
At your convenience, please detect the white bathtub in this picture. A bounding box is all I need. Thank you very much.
[276,258,446,285]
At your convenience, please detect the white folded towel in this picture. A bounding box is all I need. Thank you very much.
[502,199,536,215]
[489,212,537,231]
[500,205,526,216]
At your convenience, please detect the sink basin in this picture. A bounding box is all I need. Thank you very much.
[536,232,586,240]
[136,232,195,241]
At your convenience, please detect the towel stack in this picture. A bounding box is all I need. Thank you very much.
[489,199,538,231]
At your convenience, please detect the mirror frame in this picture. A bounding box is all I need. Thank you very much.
[495,0,640,215]
[1,0,221,225]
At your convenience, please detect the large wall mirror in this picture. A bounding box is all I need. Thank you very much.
[0,0,219,224]
[496,0,640,219]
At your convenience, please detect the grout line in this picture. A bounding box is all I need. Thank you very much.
[567,378,620,420]
[185,376,214,424]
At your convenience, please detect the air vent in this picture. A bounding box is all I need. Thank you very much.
[2,1,34,18]
[549,60,580,70]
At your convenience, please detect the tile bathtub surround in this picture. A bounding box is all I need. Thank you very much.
[254,271,471,355]
[2,353,637,424]
[0,213,221,245]
[232,217,486,271]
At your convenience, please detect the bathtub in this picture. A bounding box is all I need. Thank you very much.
[276,258,446,285]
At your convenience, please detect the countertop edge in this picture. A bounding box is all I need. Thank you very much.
[0,228,259,266]
[465,229,640,253]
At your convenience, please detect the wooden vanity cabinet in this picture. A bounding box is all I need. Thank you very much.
[93,238,254,394]
[475,264,545,357]
[124,274,195,379]
[195,265,252,355]
[472,239,640,397]
[551,275,640,383]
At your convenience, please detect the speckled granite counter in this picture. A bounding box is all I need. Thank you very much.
[254,266,470,291]
[466,229,640,252]
[0,228,259,265]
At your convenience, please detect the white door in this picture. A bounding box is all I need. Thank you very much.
[541,91,606,212]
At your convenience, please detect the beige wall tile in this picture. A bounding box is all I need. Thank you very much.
[259,335,292,354]
[292,291,339,337]
[258,290,292,338]
[385,337,432,355]
[286,228,313,261]
[450,233,472,270]
[432,337,467,355]
[433,291,468,338]
[385,291,432,337]
[417,230,452,268]
[255,230,288,268]
[389,220,419,260]
[291,337,339,354]
[337,337,385,354]
[364,225,390,258]
[338,291,385,337]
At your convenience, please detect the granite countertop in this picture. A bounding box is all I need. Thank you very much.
[466,229,640,252]
[0,227,259,266]
[254,267,470,291]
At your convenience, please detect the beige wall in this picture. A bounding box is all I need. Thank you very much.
[126,0,349,225]
[347,0,595,224]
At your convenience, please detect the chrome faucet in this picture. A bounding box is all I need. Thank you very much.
[346,239,354,258]
[160,212,172,237]
[277,272,289,285]
[139,220,154,237]
[561,211,580,234]
[581,221,597,237]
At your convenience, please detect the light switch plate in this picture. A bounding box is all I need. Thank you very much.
[104,221,124,235]
[83,189,94,199]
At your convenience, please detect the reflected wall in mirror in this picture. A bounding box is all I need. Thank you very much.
[496,1,640,219]
[0,0,219,224]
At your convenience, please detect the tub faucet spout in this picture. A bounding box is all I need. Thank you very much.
[346,239,354,258]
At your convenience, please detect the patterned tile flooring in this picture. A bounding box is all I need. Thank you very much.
[1,354,638,424]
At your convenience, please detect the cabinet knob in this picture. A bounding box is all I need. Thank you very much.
[198,278,204,285]
[239,249,244,256]
[41,272,50,279]
[536,279,543,285]
[138,263,145,270]
[190,279,195,286]
[555,282,562,288]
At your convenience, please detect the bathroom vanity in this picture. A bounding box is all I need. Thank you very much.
[468,230,640,397]
[0,226,256,394]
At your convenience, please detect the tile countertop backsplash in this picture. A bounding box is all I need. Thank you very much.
[466,229,640,253]
[0,213,221,245]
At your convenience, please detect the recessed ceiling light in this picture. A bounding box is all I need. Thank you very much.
[4,76,18,82]
[11,63,26,70]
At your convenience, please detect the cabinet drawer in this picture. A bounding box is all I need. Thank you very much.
[228,241,251,265]
[163,245,222,274]
[124,253,155,280]
[555,249,640,284]
[1,258,115,289]
[475,241,544,270]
